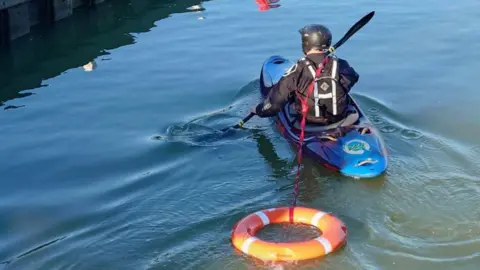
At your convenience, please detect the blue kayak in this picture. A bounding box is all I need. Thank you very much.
[259,55,388,179]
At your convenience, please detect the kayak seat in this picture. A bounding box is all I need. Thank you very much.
[284,103,360,132]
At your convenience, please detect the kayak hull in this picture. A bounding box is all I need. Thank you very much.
[259,55,388,179]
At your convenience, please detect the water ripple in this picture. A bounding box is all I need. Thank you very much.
[400,129,424,140]
[419,136,448,151]
[368,244,480,263]
[369,115,385,126]
[380,125,398,133]
[155,120,252,147]
[15,237,67,260]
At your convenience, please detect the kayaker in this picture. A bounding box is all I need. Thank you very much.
[251,24,360,126]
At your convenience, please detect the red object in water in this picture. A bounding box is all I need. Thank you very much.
[255,0,281,11]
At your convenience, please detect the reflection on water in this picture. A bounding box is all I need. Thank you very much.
[251,129,333,204]
[82,60,97,72]
[251,130,293,179]
[0,0,211,111]
[255,0,281,11]
[188,4,206,20]
[251,125,387,204]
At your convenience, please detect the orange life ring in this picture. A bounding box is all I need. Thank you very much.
[231,207,347,261]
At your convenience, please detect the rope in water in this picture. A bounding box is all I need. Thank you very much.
[290,56,330,222]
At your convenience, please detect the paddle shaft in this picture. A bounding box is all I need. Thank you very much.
[232,113,254,129]
[221,113,254,132]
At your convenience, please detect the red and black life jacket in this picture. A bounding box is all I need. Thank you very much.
[294,55,350,124]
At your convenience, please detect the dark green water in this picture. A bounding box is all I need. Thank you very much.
[1,0,480,269]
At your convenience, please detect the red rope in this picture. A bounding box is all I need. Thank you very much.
[289,56,330,223]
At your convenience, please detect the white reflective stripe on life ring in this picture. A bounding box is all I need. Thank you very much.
[314,236,333,254]
[255,211,270,226]
[311,211,326,226]
[241,236,259,254]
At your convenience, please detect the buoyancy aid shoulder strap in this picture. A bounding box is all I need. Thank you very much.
[301,56,320,78]
[295,57,315,114]
[301,55,342,117]
[314,56,340,116]
[306,62,317,78]
[300,56,325,117]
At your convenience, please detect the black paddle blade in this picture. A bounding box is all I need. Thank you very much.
[332,11,375,50]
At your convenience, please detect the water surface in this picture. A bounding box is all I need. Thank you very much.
[1,0,480,269]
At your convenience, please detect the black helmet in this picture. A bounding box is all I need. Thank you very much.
[299,24,332,54]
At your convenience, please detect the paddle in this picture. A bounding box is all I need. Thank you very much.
[222,11,375,132]
[327,11,375,54]
[221,112,254,132]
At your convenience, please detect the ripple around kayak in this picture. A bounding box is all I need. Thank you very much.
[152,82,265,146]
[351,93,403,120]
[347,94,427,141]
[464,145,480,176]
[368,115,385,125]
[400,129,423,140]
[419,136,448,151]
[380,125,399,133]
[368,107,380,113]
[233,79,261,100]
[153,120,252,147]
